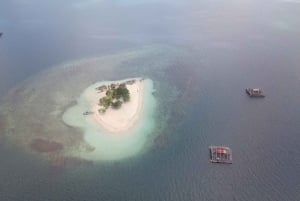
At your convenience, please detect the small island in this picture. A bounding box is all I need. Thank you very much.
[62,77,156,160]
[98,83,130,113]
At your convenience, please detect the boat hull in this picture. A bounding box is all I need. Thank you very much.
[245,88,265,97]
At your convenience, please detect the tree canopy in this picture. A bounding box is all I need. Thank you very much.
[99,83,130,112]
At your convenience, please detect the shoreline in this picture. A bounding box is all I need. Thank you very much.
[91,79,145,134]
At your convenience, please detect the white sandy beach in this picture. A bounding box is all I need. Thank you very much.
[92,80,144,134]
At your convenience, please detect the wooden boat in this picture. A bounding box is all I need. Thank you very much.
[246,88,265,97]
[83,111,94,115]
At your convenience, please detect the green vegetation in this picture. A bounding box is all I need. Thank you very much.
[99,96,112,109]
[111,100,122,109]
[99,83,130,113]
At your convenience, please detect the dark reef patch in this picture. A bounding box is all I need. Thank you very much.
[30,138,64,153]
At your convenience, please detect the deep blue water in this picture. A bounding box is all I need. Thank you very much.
[1,0,300,200]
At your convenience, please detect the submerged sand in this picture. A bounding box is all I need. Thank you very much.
[92,80,144,134]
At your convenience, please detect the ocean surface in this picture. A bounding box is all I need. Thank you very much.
[1,0,300,200]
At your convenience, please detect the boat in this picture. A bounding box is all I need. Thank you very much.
[83,111,94,115]
[0,33,2,37]
[209,146,232,164]
[95,85,108,92]
[246,88,265,97]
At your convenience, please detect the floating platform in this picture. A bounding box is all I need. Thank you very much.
[246,88,265,97]
[209,146,232,164]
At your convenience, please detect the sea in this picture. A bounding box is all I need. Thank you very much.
[0,0,300,200]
